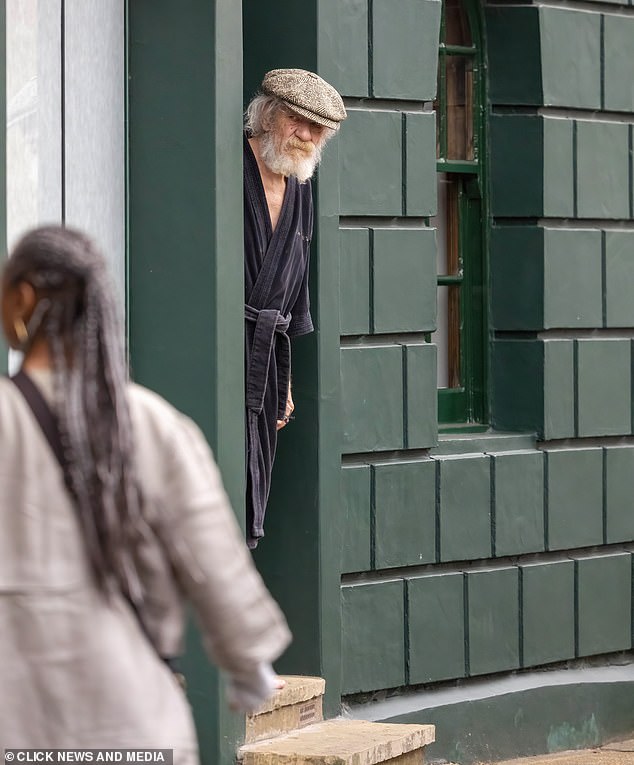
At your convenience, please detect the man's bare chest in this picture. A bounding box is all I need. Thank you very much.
[262,182,286,233]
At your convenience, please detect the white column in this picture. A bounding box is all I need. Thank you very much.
[6,0,62,250]
[63,0,125,294]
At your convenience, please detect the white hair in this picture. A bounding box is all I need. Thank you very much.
[244,92,339,138]
[244,94,285,137]
[258,130,324,183]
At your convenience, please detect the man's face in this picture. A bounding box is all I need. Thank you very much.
[260,109,330,182]
[278,110,327,146]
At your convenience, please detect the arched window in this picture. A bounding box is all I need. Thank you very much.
[431,0,487,428]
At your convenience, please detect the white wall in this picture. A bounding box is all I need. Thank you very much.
[6,0,125,290]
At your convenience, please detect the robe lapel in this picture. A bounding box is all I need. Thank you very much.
[244,141,299,310]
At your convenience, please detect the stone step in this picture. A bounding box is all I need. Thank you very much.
[245,675,326,744]
[240,718,435,765]
[489,738,634,765]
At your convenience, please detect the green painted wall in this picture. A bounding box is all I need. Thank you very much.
[316,0,634,758]
[241,5,634,752]
[243,0,343,716]
[3,6,632,751]
[127,2,244,763]
[350,674,634,763]
[2,0,632,762]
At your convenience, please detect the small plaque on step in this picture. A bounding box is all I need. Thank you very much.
[298,701,318,726]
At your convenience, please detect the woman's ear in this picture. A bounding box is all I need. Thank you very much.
[15,281,37,319]
[1,280,37,349]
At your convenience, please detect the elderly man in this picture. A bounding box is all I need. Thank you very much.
[243,68,346,549]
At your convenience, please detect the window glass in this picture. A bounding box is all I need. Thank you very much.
[431,174,462,389]
[445,0,472,46]
[446,56,474,161]
[431,0,487,426]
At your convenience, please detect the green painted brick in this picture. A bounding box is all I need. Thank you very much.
[486,7,541,105]
[492,340,544,435]
[372,0,441,101]
[374,460,436,569]
[521,560,575,667]
[576,553,632,657]
[468,567,520,676]
[340,110,403,216]
[491,226,544,331]
[490,116,543,217]
[438,454,492,562]
[341,580,405,693]
[605,17,634,112]
[577,339,631,437]
[490,117,574,219]
[373,228,436,333]
[407,573,465,684]
[605,231,634,328]
[491,227,601,331]
[405,112,437,216]
[328,0,368,97]
[577,121,630,220]
[546,448,603,551]
[487,8,603,112]
[492,336,576,441]
[340,228,370,336]
[405,342,438,449]
[543,228,602,329]
[539,8,601,109]
[493,451,545,557]
[341,345,404,453]
[605,447,634,543]
[341,464,372,574]
[543,118,575,218]
[544,340,575,441]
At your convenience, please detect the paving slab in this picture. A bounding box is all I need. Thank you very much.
[240,719,435,765]
[253,675,325,715]
[489,739,634,765]
[245,676,325,744]
[601,740,634,752]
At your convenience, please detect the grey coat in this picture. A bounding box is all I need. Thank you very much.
[0,376,291,761]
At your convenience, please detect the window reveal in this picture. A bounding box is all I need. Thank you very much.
[430,0,487,427]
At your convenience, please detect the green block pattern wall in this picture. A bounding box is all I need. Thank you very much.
[334,0,634,704]
[484,4,634,714]
[334,0,441,459]
[341,444,634,575]
[492,338,633,439]
[341,550,633,693]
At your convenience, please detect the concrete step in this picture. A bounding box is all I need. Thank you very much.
[245,675,325,744]
[240,718,435,765]
[489,739,634,765]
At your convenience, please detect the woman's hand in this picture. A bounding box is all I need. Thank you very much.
[226,663,281,714]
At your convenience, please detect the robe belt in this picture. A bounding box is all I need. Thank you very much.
[244,304,291,416]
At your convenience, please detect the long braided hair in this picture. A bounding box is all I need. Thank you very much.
[4,225,144,602]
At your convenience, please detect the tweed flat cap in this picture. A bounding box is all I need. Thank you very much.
[261,68,346,130]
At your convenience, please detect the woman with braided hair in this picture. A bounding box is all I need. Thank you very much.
[0,225,290,759]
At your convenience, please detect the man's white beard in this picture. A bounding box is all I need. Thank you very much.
[259,131,323,183]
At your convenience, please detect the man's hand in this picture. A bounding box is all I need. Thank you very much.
[276,385,295,431]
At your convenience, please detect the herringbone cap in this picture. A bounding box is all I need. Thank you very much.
[261,68,347,130]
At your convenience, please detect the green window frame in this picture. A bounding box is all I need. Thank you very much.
[429,0,488,430]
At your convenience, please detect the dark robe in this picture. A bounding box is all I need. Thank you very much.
[243,135,314,549]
